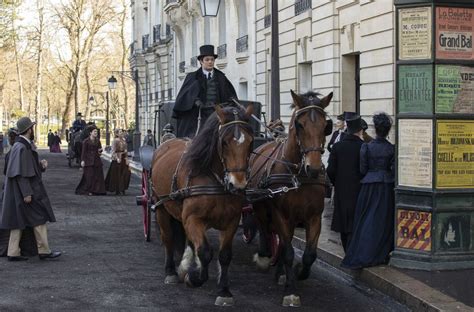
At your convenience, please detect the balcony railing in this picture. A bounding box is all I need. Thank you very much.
[167,88,172,100]
[264,14,271,28]
[295,0,311,16]
[153,24,161,43]
[217,44,227,58]
[236,35,248,53]
[142,34,149,50]
[190,56,198,68]
[179,61,185,73]
[165,0,177,4]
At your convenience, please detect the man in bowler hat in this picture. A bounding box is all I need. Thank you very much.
[327,115,365,252]
[173,44,237,138]
[0,117,61,261]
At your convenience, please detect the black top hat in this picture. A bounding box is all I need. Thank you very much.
[346,115,363,134]
[198,45,218,60]
[16,117,36,134]
[77,112,83,117]
[343,111,357,120]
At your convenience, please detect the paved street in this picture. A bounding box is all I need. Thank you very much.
[0,150,409,311]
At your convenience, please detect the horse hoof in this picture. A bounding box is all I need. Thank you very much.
[184,273,194,287]
[253,253,271,272]
[277,275,286,286]
[164,275,179,284]
[215,296,234,306]
[282,294,301,307]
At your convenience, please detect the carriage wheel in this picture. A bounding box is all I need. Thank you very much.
[141,170,152,242]
[270,232,281,266]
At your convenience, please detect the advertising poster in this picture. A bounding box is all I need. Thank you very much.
[396,209,432,251]
[399,7,432,60]
[398,119,433,188]
[436,65,474,113]
[436,120,474,188]
[398,65,433,113]
[436,7,474,60]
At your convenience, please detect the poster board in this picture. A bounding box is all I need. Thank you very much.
[398,119,433,188]
[436,7,474,60]
[435,65,474,113]
[399,7,432,60]
[436,120,474,188]
[398,65,433,113]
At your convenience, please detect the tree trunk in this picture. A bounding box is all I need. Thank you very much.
[119,0,129,129]
[34,0,45,144]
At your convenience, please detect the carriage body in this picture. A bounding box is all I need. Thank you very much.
[66,129,84,167]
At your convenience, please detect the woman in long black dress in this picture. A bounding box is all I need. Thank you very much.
[75,127,106,195]
[341,112,395,269]
[105,129,130,195]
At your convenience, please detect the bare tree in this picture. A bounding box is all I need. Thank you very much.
[33,0,45,139]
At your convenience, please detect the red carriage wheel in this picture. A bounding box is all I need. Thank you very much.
[140,169,152,242]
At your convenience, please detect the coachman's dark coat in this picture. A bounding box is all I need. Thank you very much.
[327,134,364,234]
[173,67,237,138]
[0,137,56,230]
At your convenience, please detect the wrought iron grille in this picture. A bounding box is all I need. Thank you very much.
[142,34,149,50]
[179,61,185,73]
[236,35,248,53]
[167,88,172,100]
[165,0,177,5]
[217,44,227,58]
[166,24,171,38]
[190,56,198,68]
[153,24,161,43]
[295,0,311,16]
[264,14,271,28]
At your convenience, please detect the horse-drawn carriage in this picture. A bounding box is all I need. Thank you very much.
[135,92,333,307]
[66,128,84,167]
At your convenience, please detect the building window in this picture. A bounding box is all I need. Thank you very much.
[298,62,312,93]
[341,54,360,114]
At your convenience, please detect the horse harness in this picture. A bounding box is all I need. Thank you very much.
[153,116,252,208]
[246,105,330,203]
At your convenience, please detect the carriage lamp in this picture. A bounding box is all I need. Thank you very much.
[108,75,117,90]
[199,0,221,17]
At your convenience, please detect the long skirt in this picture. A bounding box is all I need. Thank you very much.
[105,158,131,194]
[75,166,106,195]
[51,143,61,153]
[341,182,394,269]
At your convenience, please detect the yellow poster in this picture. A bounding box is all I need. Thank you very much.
[436,120,474,188]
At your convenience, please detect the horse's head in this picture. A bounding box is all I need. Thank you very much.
[290,90,333,178]
[215,103,255,191]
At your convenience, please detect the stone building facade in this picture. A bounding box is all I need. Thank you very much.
[130,0,396,139]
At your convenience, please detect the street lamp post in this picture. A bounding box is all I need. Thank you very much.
[107,75,117,150]
[133,69,141,161]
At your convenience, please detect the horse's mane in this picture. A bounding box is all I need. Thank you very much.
[184,104,252,176]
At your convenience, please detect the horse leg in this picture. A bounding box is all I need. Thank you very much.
[215,225,238,306]
[253,203,272,271]
[296,214,322,280]
[156,209,179,284]
[273,214,300,307]
[183,216,213,288]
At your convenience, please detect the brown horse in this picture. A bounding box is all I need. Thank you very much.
[249,90,333,307]
[151,103,254,306]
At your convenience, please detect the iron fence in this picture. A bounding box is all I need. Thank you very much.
[179,61,185,73]
[217,44,227,58]
[295,0,311,16]
[264,14,271,28]
[236,35,248,53]
[142,34,149,50]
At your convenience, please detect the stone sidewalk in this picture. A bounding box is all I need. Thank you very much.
[103,151,473,312]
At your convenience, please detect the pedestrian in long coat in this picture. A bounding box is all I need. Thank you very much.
[0,117,61,261]
[327,115,364,252]
[47,130,54,152]
[75,127,106,195]
[105,129,130,195]
[342,112,395,269]
[173,45,237,138]
[0,128,38,257]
